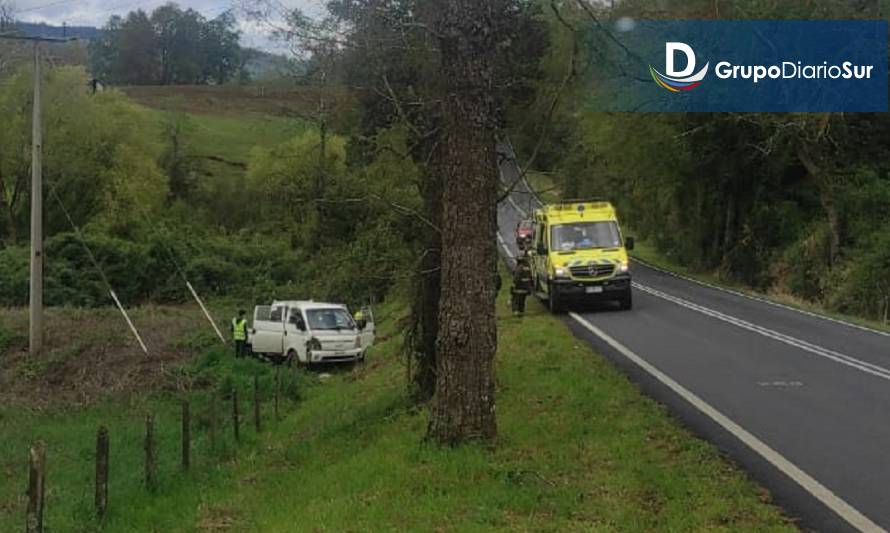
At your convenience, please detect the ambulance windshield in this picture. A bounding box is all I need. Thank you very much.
[551,222,621,252]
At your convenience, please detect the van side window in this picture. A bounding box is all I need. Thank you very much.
[287,308,306,327]
[270,307,284,322]
[255,306,272,322]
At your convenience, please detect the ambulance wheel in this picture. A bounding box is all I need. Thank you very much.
[548,283,563,314]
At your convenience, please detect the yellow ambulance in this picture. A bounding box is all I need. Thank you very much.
[529,200,634,312]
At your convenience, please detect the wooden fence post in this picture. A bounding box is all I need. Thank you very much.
[209,393,218,451]
[144,414,156,491]
[25,441,46,533]
[275,367,281,421]
[232,389,240,444]
[181,399,190,471]
[253,374,261,433]
[95,427,109,519]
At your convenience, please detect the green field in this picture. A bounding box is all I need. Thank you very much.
[0,287,793,532]
[143,104,305,178]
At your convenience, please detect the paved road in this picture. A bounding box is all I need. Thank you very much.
[497,145,890,532]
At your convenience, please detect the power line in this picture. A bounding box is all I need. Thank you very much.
[16,0,78,14]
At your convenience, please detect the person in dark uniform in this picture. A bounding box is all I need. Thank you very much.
[511,255,534,316]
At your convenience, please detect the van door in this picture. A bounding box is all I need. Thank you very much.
[251,305,286,355]
[284,307,310,363]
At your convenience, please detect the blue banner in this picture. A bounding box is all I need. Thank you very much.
[587,20,888,112]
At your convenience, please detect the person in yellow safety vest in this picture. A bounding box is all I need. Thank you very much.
[354,309,365,322]
[231,309,248,358]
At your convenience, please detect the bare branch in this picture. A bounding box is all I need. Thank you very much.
[497,1,577,204]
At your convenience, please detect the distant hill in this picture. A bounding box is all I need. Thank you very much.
[12,21,102,41]
[242,48,307,81]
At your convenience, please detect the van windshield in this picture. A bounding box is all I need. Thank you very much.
[551,222,621,252]
[306,309,356,331]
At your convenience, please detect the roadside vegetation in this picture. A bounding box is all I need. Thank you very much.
[630,238,890,334]
[0,65,416,309]
[0,288,794,532]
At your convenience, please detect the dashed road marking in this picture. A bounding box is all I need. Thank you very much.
[634,282,890,382]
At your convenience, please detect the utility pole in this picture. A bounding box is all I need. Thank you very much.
[30,41,43,354]
[0,34,75,355]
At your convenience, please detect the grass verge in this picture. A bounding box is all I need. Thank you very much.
[0,291,794,531]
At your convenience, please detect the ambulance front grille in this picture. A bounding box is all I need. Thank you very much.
[570,264,616,279]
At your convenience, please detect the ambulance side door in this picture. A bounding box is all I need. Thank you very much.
[531,219,548,292]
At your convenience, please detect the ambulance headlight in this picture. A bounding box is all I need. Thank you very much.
[554,267,570,279]
[619,261,630,273]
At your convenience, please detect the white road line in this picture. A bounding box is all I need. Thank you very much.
[569,312,886,533]
[633,257,890,339]
[634,282,890,382]
[496,232,514,259]
[507,194,528,218]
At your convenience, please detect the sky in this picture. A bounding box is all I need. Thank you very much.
[10,0,323,51]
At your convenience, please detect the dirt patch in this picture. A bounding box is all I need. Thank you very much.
[0,305,225,409]
[196,502,248,531]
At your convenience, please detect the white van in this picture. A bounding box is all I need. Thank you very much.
[248,301,375,365]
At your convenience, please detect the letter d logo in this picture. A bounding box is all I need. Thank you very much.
[650,42,709,92]
[666,42,696,77]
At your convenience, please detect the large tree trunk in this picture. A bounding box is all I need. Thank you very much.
[426,0,502,445]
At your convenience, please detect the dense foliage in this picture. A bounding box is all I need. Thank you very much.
[0,62,419,309]
[0,67,166,244]
[89,3,244,85]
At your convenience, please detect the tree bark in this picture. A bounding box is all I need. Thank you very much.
[426,0,503,445]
